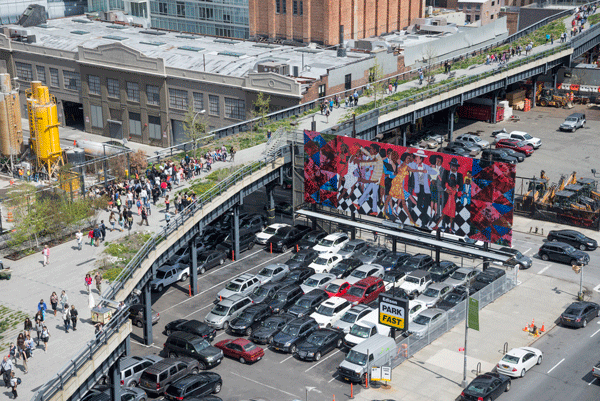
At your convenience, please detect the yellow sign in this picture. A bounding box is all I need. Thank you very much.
[379,312,404,329]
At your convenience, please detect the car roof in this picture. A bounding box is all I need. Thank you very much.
[506,348,530,358]
[556,229,581,235]
[296,249,317,255]
[329,278,349,286]
[408,253,429,260]
[231,273,256,283]
[418,308,445,318]
[278,284,302,294]
[308,273,336,280]
[267,223,290,229]
[455,267,475,273]
[407,269,430,278]
[428,282,450,290]
[542,241,571,248]
[168,331,203,341]
[356,264,381,271]
[230,338,252,346]
[289,316,316,325]
[303,289,328,298]
[261,263,287,270]
[345,239,367,245]
[354,276,382,286]
[323,232,347,240]
[146,357,192,372]
[219,295,249,306]
[157,264,181,272]
[322,297,349,307]
[244,304,270,313]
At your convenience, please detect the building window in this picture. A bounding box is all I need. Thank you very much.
[476,5,480,10]
[148,115,161,139]
[209,95,219,116]
[459,4,463,9]
[193,92,204,112]
[276,0,280,13]
[344,74,351,90]
[491,1,494,5]
[36,66,46,84]
[466,14,471,22]
[127,82,140,102]
[63,71,81,91]
[147,85,160,105]
[88,75,101,95]
[293,0,298,14]
[282,0,286,13]
[299,1,303,15]
[159,2,167,14]
[15,62,33,81]
[225,97,245,120]
[176,1,185,17]
[475,14,480,20]
[169,88,188,109]
[107,78,120,98]
[129,112,142,136]
[491,14,494,19]
[467,4,471,9]
[50,68,59,88]
[318,84,326,98]
[90,105,103,128]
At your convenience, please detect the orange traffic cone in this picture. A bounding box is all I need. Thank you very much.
[540,323,545,332]
[529,319,535,329]
[523,325,529,332]
[74,140,77,147]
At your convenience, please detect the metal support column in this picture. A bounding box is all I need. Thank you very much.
[448,107,456,142]
[435,230,441,262]
[311,203,317,230]
[79,165,86,196]
[491,91,498,124]
[191,238,199,296]
[402,126,407,147]
[125,334,131,356]
[142,283,153,345]
[266,184,275,223]
[553,71,558,89]
[483,242,490,270]
[126,152,131,178]
[233,205,240,260]
[351,120,357,240]
[109,362,121,401]
[531,76,537,108]
[392,238,397,253]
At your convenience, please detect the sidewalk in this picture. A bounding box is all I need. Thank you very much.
[0,141,265,398]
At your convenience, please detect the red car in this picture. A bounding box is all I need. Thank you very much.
[340,277,385,305]
[495,139,534,156]
[324,279,351,297]
[214,338,265,364]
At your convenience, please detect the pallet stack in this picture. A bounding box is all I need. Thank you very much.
[506,89,527,107]
[457,104,492,122]
[524,98,531,112]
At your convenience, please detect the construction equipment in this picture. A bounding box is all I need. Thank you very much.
[0,73,23,172]
[536,88,573,108]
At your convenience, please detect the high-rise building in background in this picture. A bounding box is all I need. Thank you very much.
[0,0,86,24]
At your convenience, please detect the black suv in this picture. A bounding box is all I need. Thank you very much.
[164,319,217,341]
[164,373,222,400]
[239,213,267,235]
[271,316,320,353]
[538,242,590,265]
[216,232,256,256]
[547,229,598,251]
[285,249,319,269]
[471,267,506,292]
[375,252,411,271]
[250,282,285,304]
[280,268,315,287]
[480,149,518,165]
[288,289,329,318]
[329,258,362,279]
[294,231,328,252]
[427,261,459,283]
[266,225,312,252]
[228,304,272,336]
[249,313,296,344]
[401,254,434,272]
[163,332,223,370]
[267,284,304,314]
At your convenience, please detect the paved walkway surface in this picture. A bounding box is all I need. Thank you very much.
[0,141,265,399]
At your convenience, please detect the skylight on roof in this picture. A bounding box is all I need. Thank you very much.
[73,19,92,23]
[141,30,166,36]
[176,35,198,39]
[218,51,244,57]
[103,35,128,41]
[71,30,90,35]
[296,48,322,53]
[140,41,165,46]
[37,24,50,28]
[214,38,238,44]
[178,46,205,52]
[107,25,127,29]
[253,43,280,48]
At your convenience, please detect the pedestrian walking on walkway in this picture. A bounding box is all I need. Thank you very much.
[34,319,42,346]
[75,230,83,250]
[85,273,92,294]
[62,304,71,333]
[23,318,32,337]
[109,211,117,231]
[95,272,103,295]
[25,335,34,359]
[8,343,16,364]
[118,213,125,232]
[40,326,49,352]
[165,195,170,213]
[59,290,68,312]
[551,34,554,45]
[140,207,149,226]
[49,293,57,316]
[100,220,106,241]
[10,371,18,398]
[1,356,13,388]
[127,209,134,230]
[325,107,330,123]
[88,229,95,246]
[42,245,49,266]
[70,305,78,331]
[16,333,27,373]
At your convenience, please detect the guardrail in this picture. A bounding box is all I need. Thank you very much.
[104,144,291,301]
[33,306,131,401]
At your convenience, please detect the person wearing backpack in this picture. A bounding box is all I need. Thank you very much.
[62,304,71,333]
[10,371,19,398]
[41,326,50,352]
[70,305,78,331]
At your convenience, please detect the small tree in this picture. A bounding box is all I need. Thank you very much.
[252,92,271,129]
[424,46,438,83]
[109,150,148,180]
[183,107,208,157]
[369,60,386,107]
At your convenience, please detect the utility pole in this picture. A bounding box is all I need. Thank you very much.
[351,113,357,240]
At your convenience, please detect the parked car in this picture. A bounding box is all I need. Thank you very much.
[118,355,163,387]
[437,287,469,311]
[151,263,190,292]
[266,225,312,252]
[273,202,294,216]
[285,249,319,269]
[446,140,481,156]
[288,289,330,318]
[163,332,223,370]
[414,283,452,308]
[547,229,598,251]
[164,373,222,400]
[308,253,343,274]
[205,295,253,330]
[356,246,390,265]
[427,261,459,283]
[471,267,506,292]
[438,145,471,157]
[83,386,146,401]
[164,319,216,341]
[310,297,352,328]
[333,304,374,334]
[444,267,481,288]
[493,130,541,148]
[228,303,272,336]
[459,372,511,401]
[338,335,397,383]
[139,358,200,395]
[324,279,352,297]
[559,112,586,132]
[496,247,532,269]
[167,247,191,266]
[336,239,370,259]
[375,252,411,271]
[197,250,228,275]
[280,268,315,287]
[255,223,291,245]
[329,258,363,279]
[300,273,336,294]
[346,264,385,285]
[559,301,600,328]
[409,308,447,338]
[495,139,534,156]
[239,213,267,234]
[313,232,350,254]
[249,282,285,304]
[383,269,408,290]
[295,328,345,361]
[249,313,296,344]
[210,211,249,231]
[215,231,256,256]
[538,242,590,265]
[267,284,304,314]
[455,133,490,149]
[400,254,434,272]
[399,270,433,298]
[496,347,543,378]
[129,304,160,328]
[216,273,261,301]
[294,231,328,252]
[214,338,264,364]
[480,149,518,165]
[203,232,228,249]
[341,277,386,305]
[499,148,526,163]
[271,316,320,353]
[255,263,290,284]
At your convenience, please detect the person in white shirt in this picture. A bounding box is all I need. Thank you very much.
[1,356,13,387]
[75,230,83,250]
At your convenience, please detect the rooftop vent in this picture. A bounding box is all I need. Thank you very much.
[178,46,204,52]
[218,51,244,57]
[103,35,128,41]
[141,30,166,35]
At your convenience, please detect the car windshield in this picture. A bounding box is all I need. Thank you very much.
[254,287,269,296]
[566,117,577,122]
[332,263,350,273]
[564,245,577,253]
[238,311,255,321]
[345,350,368,365]
[156,270,167,279]
[502,355,520,364]
[326,283,340,293]
[576,234,587,240]
[445,293,462,303]
[349,325,371,338]
[291,253,306,261]
[383,273,399,283]
[422,288,439,297]
[516,141,528,147]
[288,270,304,279]
[413,315,431,325]
[347,286,365,297]
[263,319,282,329]
[199,256,210,263]
[381,254,398,263]
[362,249,380,257]
[211,304,230,316]
[351,270,368,279]
[243,342,257,351]
[450,272,466,280]
[296,298,313,308]
[477,274,494,284]
[304,278,319,287]
[315,305,335,316]
[429,265,446,274]
[258,268,274,277]
[405,276,420,284]
[319,239,335,247]
[466,381,487,394]
[194,340,210,351]
[341,243,357,252]
[340,311,359,323]
[523,133,533,139]
[303,232,320,241]
[225,282,241,292]
[307,334,326,346]
[281,325,299,336]
[313,257,328,265]
[275,292,290,301]
[564,307,581,315]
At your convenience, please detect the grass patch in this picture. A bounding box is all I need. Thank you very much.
[589,13,600,25]
[0,306,31,352]
[93,232,153,283]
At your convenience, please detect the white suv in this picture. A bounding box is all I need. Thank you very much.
[255,223,290,245]
[150,263,189,292]
[313,232,350,254]
[309,252,343,274]
[216,273,261,302]
[310,297,352,328]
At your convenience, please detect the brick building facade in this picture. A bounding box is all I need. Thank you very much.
[249,0,425,45]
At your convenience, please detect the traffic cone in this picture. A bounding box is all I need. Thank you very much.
[529,319,534,329]
[540,323,545,332]
[74,140,77,147]
[523,324,529,332]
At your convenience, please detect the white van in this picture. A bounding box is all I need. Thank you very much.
[343,309,391,349]
[338,334,397,383]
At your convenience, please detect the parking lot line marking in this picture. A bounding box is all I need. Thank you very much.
[537,265,552,275]
[594,283,600,293]
[547,358,565,374]
[305,350,341,372]
[131,339,162,350]
[522,247,531,255]
[589,378,597,386]
[229,371,299,398]
[328,374,339,383]
[280,354,295,363]
[591,328,600,338]
[182,302,215,319]
[158,249,289,314]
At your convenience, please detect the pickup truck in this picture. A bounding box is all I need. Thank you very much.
[593,362,600,378]
[492,130,542,149]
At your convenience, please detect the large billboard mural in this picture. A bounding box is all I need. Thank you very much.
[304,130,516,246]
